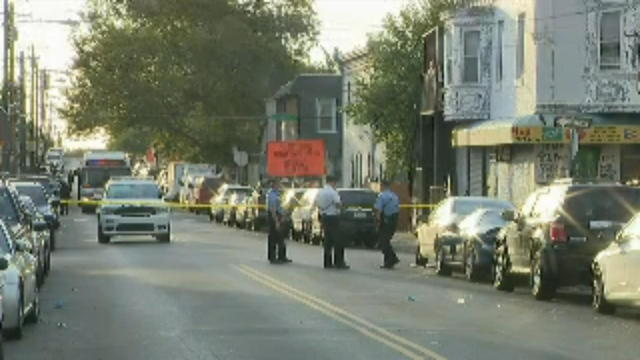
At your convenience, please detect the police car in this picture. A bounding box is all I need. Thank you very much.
[97,177,170,244]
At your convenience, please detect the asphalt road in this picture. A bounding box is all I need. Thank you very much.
[5,209,640,360]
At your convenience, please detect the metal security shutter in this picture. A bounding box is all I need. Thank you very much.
[469,147,484,196]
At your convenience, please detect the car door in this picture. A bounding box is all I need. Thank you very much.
[419,199,450,254]
[607,217,640,300]
[6,226,36,306]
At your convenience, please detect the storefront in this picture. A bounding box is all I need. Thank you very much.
[452,114,640,206]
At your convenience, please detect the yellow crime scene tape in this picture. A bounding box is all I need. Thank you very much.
[60,200,436,210]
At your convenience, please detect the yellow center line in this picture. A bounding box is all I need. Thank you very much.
[235,264,447,360]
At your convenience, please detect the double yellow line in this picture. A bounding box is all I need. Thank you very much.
[235,265,446,360]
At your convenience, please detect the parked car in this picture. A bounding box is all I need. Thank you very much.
[17,196,51,287]
[308,189,378,247]
[416,196,515,271]
[244,187,268,231]
[450,208,512,281]
[0,218,40,339]
[223,192,251,226]
[290,188,321,243]
[592,212,640,314]
[189,176,222,214]
[11,181,59,241]
[493,181,640,300]
[281,188,308,240]
[209,184,252,223]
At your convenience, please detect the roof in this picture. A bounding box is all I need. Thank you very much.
[272,74,342,99]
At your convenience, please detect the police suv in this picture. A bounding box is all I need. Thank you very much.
[97,177,170,244]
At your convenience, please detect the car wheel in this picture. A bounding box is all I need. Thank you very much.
[98,225,111,244]
[36,261,45,288]
[363,235,376,249]
[50,231,56,252]
[493,245,514,292]
[531,256,556,301]
[44,249,51,275]
[4,292,24,339]
[157,226,171,243]
[592,268,615,314]
[464,246,480,282]
[25,290,40,324]
[415,245,428,267]
[435,248,452,276]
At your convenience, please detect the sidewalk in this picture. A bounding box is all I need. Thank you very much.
[391,232,417,255]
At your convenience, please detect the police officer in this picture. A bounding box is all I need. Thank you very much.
[60,180,71,216]
[375,180,400,269]
[315,176,349,269]
[266,179,292,264]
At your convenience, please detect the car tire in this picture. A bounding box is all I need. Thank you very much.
[4,292,24,340]
[157,225,171,243]
[592,268,616,314]
[415,245,428,267]
[98,225,111,244]
[493,245,514,292]
[464,246,480,282]
[25,290,40,324]
[36,261,45,288]
[435,248,452,276]
[50,231,56,252]
[531,256,556,301]
[44,249,51,275]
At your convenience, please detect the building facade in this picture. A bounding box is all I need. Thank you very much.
[340,49,386,188]
[262,74,343,181]
[444,0,640,206]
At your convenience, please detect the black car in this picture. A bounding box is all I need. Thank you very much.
[455,208,510,281]
[494,181,640,300]
[11,182,60,231]
[309,188,378,247]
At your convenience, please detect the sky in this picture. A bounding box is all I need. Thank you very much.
[22,0,410,149]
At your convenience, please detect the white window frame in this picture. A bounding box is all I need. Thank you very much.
[462,29,481,84]
[598,9,623,71]
[316,98,337,133]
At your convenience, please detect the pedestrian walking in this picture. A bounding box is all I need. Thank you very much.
[375,180,400,269]
[60,180,71,216]
[266,179,291,264]
[315,176,349,269]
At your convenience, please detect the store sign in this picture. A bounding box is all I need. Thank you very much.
[267,140,325,177]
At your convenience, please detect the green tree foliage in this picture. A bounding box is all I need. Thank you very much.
[346,0,454,178]
[63,0,319,165]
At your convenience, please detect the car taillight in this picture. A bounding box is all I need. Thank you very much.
[550,221,567,244]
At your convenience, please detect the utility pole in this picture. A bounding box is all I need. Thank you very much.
[18,50,24,171]
[2,0,12,171]
[39,69,47,160]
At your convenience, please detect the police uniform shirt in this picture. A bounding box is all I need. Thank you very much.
[375,189,400,216]
[267,189,283,216]
[315,185,341,216]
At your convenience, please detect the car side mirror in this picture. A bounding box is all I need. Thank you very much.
[501,210,516,222]
[0,257,8,270]
[33,221,48,232]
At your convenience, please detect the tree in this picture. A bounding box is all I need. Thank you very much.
[63,0,319,166]
[346,0,454,178]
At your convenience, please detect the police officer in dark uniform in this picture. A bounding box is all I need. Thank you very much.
[375,180,400,269]
[266,179,292,264]
[60,180,71,215]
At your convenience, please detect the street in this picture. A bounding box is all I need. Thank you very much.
[5,209,640,360]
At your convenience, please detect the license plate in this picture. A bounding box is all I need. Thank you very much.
[354,212,367,219]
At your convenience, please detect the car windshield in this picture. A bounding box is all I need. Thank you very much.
[453,199,513,217]
[82,168,132,188]
[0,190,18,222]
[15,186,48,207]
[106,184,160,199]
[563,187,640,224]
[339,191,377,207]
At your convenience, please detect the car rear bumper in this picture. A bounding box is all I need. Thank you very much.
[544,248,594,286]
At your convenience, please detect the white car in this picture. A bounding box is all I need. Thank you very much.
[0,220,39,339]
[97,178,171,244]
[592,213,640,314]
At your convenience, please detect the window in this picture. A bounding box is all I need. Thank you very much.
[316,98,336,133]
[463,30,481,83]
[445,30,452,85]
[496,20,504,83]
[600,11,621,70]
[517,14,525,79]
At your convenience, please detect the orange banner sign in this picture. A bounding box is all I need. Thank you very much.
[267,140,325,177]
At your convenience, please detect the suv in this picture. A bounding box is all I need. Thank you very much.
[493,181,640,300]
[97,177,170,244]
